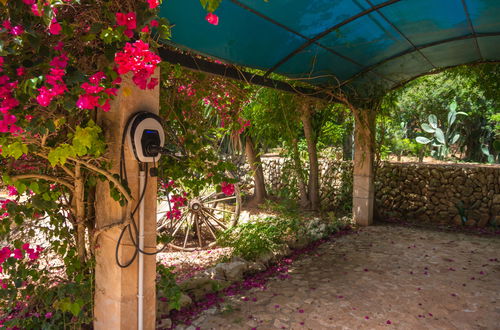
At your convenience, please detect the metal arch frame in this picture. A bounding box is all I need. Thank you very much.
[261,0,405,76]
[364,0,436,70]
[389,59,500,91]
[460,0,483,61]
[157,47,338,102]
[229,0,397,85]
[340,32,500,87]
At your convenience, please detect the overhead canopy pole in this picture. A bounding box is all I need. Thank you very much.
[158,48,339,103]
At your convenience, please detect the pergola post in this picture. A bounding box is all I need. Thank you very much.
[93,71,159,329]
[352,107,376,226]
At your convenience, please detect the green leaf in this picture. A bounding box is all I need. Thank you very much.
[72,121,105,157]
[421,123,435,133]
[2,142,28,159]
[449,101,457,112]
[450,133,460,144]
[200,0,222,12]
[29,182,40,194]
[434,128,445,144]
[428,114,438,129]
[48,144,76,166]
[69,300,83,317]
[447,109,456,126]
[416,136,431,145]
[481,145,490,156]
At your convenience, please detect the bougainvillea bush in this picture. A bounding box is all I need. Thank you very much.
[0,0,239,327]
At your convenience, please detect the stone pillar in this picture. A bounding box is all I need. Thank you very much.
[94,70,159,329]
[352,108,376,226]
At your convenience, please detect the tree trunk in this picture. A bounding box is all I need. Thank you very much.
[245,136,267,204]
[291,138,310,209]
[301,106,320,211]
[343,123,354,160]
[74,164,86,262]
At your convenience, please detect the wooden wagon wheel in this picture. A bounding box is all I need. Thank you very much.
[157,176,241,251]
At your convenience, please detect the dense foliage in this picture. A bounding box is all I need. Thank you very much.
[0,0,236,327]
[382,64,500,162]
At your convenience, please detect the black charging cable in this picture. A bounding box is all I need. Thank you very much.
[115,124,170,268]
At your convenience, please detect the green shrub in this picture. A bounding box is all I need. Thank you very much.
[156,264,182,311]
[217,216,300,261]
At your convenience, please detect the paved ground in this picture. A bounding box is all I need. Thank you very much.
[179,225,500,330]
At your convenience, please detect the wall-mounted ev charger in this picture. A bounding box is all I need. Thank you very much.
[126,111,165,163]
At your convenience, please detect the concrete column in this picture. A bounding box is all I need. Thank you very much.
[94,70,159,329]
[352,108,376,226]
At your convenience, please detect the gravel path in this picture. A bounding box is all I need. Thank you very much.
[177,225,500,329]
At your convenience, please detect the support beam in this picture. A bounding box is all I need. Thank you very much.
[94,71,159,329]
[352,107,376,226]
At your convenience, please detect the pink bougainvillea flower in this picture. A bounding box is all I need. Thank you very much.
[101,99,111,112]
[116,12,137,30]
[81,82,104,94]
[150,19,159,27]
[2,20,12,30]
[386,320,392,324]
[124,29,134,38]
[205,12,219,25]
[7,185,18,196]
[45,312,53,319]
[31,4,43,16]
[49,21,62,35]
[49,54,68,69]
[298,309,304,313]
[16,67,26,76]
[141,25,150,33]
[364,316,370,320]
[13,248,23,259]
[147,0,160,9]
[89,71,106,84]
[221,182,235,196]
[114,40,161,90]
[22,243,30,250]
[10,25,24,36]
[76,94,100,109]
[36,87,54,106]
[54,41,64,52]
[147,77,159,89]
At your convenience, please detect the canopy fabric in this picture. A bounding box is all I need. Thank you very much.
[159,0,500,94]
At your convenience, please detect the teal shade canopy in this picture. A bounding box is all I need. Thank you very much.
[159,0,500,92]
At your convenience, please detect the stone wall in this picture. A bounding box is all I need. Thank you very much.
[242,157,500,227]
[375,162,500,227]
[241,157,353,211]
